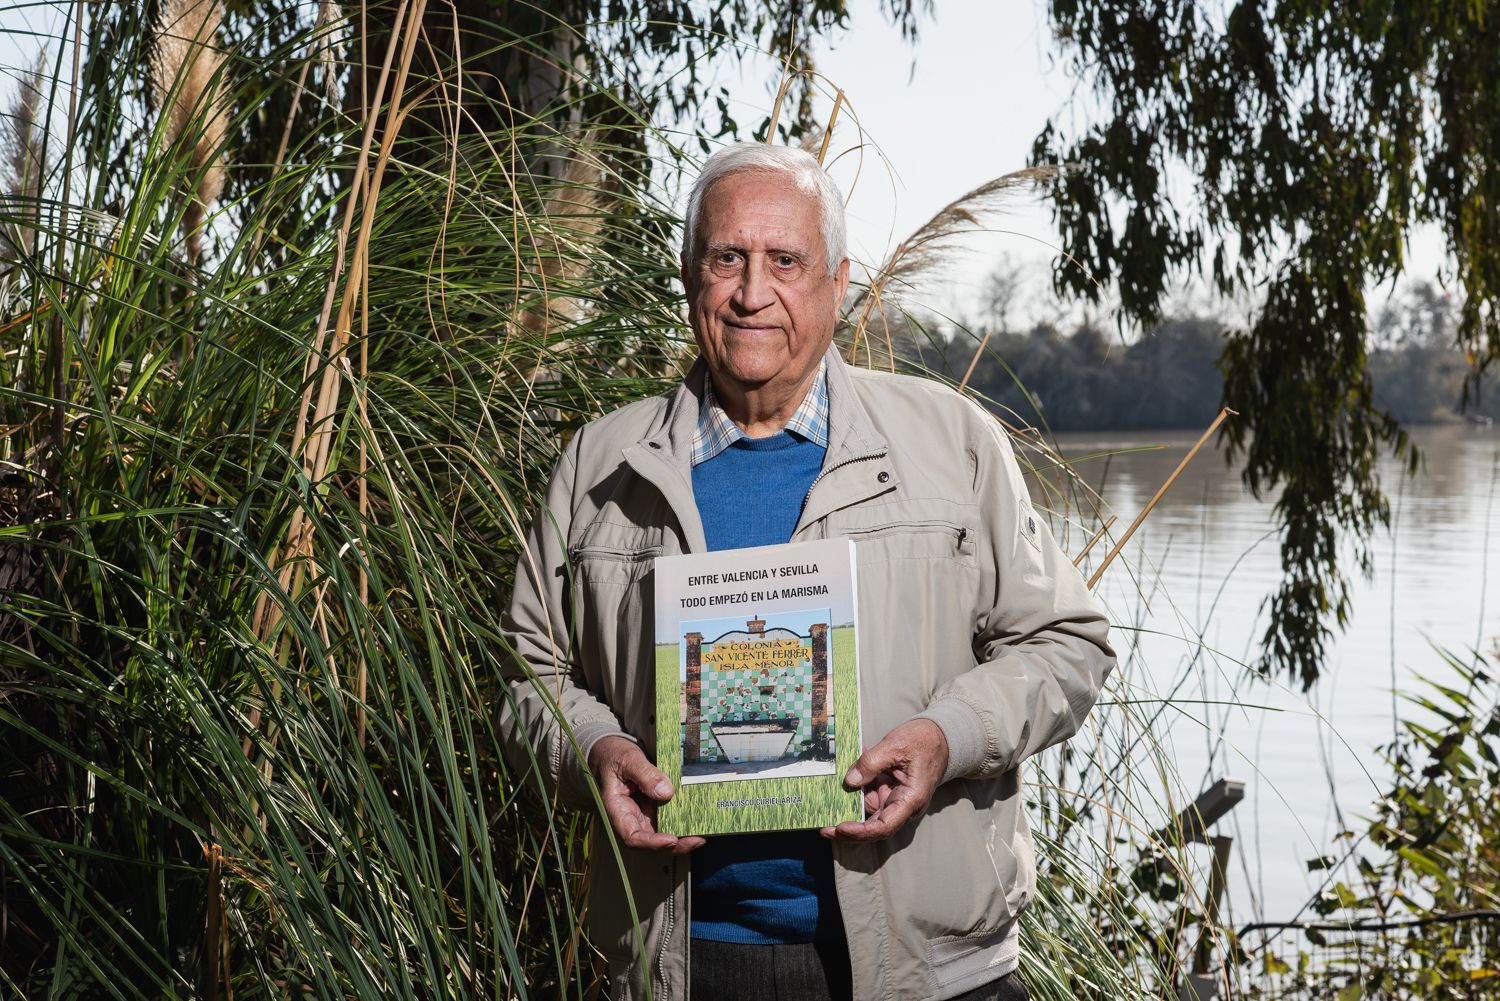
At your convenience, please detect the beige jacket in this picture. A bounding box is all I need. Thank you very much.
[500,350,1114,1001]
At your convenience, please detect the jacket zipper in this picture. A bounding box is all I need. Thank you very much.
[567,544,663,563]
[839,521,967,541]
[805,447,886,496]
[654,856,676,1001]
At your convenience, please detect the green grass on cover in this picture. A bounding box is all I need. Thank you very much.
[654,626,861,835]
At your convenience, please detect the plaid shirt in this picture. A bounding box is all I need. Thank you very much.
[690,360,830,466]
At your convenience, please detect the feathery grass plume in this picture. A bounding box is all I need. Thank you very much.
[313,0,344,105]
[846,166,1060,365]
[525,145,611,333]
[149,0,229,266]
[0,51,46,264]
[0,52,51,649]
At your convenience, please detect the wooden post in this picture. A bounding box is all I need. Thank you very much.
[684,632,703,763]
[809,624,829,756]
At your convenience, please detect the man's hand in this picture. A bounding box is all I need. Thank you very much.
[821,718,949,842]
[588,735,705,854]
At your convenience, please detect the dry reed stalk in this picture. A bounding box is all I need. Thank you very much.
[203,841,230,1001]
[845,167,1057,365]
[246,0,426,765]
[816,89,843,166]
[765,58,794,142]
[957,330,992,391]
[294,0,427,738]
[251,0,410,639]
[1085,407,1236,589]
[1072,515,1117,567]
[150,0,230,266]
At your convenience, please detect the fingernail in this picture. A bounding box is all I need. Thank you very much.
[845,768,863,786]
[653,780,672,799]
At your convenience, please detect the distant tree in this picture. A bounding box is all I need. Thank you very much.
[1369,281,1468,424]
[965,313,1224,433]
[1072,321,1111,366]
[1033,3,1500,687]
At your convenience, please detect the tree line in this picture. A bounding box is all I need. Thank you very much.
[875,278,1495,434]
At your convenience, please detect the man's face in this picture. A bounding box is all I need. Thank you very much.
[683,171,849,404]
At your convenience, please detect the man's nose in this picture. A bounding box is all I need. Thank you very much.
[731,256,775,312]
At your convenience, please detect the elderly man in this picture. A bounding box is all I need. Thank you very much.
[500,143,1114,1001]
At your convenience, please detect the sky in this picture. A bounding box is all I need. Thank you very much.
[0,0,1451,326]
[721,0,1084,327]
[717,0,1453,328]
[805,0,1081,320]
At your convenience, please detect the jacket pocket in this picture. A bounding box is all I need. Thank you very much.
[880,780,1020,942]
[565,539,661,739]
[568,542,663,582]
[842,519,976,563]
[830,497,980,568]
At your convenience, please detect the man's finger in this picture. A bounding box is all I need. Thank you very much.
[671,835,706,854]
[824,786,926,842]
[845,740,901,789]
[618,751,674,801]
[606,793,683,851]
[824,805,906,842]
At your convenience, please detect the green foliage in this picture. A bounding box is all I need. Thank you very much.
[1238,656,1500,999]
[1,6,687,995]
[963,316,1226,433]
[0,4,1223,998]
[1031,1,1500,687]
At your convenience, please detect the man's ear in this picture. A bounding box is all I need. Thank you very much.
[680,256,693,295]
[834,257,850,311]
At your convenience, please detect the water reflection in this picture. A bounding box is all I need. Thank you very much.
[1028,424,1499,922]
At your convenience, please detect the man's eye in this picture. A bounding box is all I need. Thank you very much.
[775,255,798,268]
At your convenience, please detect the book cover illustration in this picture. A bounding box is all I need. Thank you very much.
[653,537,862,836]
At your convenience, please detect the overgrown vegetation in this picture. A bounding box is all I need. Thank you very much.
[1237,659,1500,999]
[893,275,1495,434]
[0,4,1213,998]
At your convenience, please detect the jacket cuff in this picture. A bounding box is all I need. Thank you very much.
[915,697,990,784]
[562,719,637,803]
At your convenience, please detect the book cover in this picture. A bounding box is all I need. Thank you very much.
[653,537,863,836]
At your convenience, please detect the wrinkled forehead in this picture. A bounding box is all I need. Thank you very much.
[699,165,818,202]
[695,170,824,243]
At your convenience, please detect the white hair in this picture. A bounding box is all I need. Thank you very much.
[682,143,847,276]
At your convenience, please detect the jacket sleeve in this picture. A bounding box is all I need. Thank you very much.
[497,434,633,807]
[915,410,1116,783]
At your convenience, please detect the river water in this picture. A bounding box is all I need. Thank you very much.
[1031,424,1500,924]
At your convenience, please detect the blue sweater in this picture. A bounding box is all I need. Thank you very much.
[688,431,842,944]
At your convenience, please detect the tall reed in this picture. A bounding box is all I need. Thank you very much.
[0,5,1210,997]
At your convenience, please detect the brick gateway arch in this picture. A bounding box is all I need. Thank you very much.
[683,617,830,765]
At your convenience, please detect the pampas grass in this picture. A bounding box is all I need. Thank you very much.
[1,52,46,264]
[149,0,229,265]
[847,166,1059,365]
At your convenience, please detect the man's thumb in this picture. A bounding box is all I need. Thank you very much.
[622,754,673,801]
[846,744,892,788]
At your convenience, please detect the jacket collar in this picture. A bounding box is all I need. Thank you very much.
[624,345,892,554]
[640,346,888,467]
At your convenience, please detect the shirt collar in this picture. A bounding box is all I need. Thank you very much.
[691,359,830,465]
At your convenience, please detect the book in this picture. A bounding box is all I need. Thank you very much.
[652,537,863,836]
